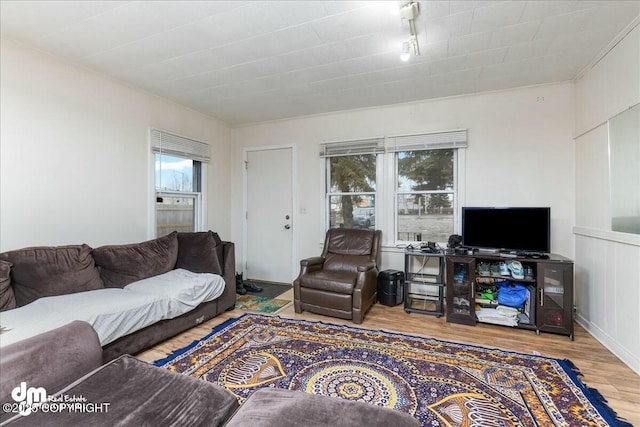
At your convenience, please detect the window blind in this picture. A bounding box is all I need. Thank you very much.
[150,128,210,163]
[319,130,467,157]
[387,129,467,152]
[320,137,385,158]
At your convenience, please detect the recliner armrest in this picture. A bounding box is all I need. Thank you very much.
[357,261,376,272]
[294,257,325,289]
[300,257,325,267]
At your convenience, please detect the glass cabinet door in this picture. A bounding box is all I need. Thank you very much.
[446,257,476,326]
[537,262,574,339]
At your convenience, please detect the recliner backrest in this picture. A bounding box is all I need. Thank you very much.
[321,229,381,272]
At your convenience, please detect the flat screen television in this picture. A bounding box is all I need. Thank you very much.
[461,207,551,253]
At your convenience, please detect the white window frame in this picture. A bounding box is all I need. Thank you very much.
[321,130,467,246]
[321,137,384,231]
[149,128,209,238]
[393,149,458,244]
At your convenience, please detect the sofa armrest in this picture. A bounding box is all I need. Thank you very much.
[0,321,102,415]
[215,241,237,314]
[222,241,235,283]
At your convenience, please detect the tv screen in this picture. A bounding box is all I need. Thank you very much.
[462,207,551,253]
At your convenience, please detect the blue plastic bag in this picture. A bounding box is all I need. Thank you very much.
[497,282,527,308]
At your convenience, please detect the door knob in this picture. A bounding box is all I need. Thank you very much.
[284,224,291,230]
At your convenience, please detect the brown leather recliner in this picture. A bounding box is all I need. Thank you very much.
[294,228,381,324]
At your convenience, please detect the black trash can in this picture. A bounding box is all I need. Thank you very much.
[377,269,404,306]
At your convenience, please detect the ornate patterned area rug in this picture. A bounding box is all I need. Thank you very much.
[154,314,629,427]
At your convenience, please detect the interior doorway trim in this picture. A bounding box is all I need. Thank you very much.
[242,144,297,283]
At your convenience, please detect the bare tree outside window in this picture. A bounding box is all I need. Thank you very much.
[156,155,194,192]
[155,154,201,236]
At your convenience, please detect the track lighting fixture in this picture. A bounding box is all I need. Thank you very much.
[399,2,421,61]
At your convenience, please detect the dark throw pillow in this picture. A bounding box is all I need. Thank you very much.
[175,231,223,275]
[92,232,179,288]
[0,260,16,311]
[0,245,104,307]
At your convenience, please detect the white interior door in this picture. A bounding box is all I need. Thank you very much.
[245,147,293,283]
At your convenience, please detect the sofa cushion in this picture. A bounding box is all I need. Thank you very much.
[225,388,420,427]
[175,231,223,275]
[124,269,226,317]
[0,245,104,306]
[0,260,16,311]
[93,232,178,288]
[299,270,356,294]
[0,288,173,348]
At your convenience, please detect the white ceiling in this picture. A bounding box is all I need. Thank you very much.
[1,1,639,126]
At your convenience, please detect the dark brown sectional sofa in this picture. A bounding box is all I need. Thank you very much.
[0,321,420,426]
[0,231,421,426]
[0,231,236,361]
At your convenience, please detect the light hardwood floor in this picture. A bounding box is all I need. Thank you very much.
[137,292,640,426]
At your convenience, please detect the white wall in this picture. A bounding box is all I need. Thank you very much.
[231,83,575,275]
[573,23,640,375]
[0,39,232,250]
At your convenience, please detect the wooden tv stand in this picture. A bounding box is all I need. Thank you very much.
[445,253,574,340]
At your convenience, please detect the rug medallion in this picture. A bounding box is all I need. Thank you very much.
[154,314,628,427]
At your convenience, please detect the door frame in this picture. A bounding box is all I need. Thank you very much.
[242,144,297,283]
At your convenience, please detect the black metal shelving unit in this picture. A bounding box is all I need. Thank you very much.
[403,249,446,317]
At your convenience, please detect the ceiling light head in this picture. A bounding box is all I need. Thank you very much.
[400,41,411,61]
[399,2,419,20]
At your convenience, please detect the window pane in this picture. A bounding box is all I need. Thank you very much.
[397,193,453,242]
[329,195,375,229]
[609,103,640,234]
[397,150,453,191]
[329,154,376,192]
[156,196,195,236]
[155,154,194,191]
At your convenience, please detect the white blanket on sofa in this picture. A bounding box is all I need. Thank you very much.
[124,269,225,318]
[0,269,225,348]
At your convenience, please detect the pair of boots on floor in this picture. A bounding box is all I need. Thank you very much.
[235,273,262,295]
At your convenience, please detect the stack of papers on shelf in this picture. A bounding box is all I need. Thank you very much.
[475,297,498,306]
[475,307,518,327]
[411,276,437,283]
[408,282,440,297]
